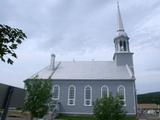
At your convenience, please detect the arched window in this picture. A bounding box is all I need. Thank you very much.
[84,85,92,106]
[117,85,126,106]
[101,85,109,98]
[123,41,126,51]
[119,41,124,51]
[68,85,76,106]
[52,85,60,100]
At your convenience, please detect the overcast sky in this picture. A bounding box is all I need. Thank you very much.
[0,0,160,94]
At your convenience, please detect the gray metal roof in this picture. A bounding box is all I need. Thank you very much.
[29,61,134,80]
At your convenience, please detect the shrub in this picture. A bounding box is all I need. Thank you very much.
[93,94,126,120]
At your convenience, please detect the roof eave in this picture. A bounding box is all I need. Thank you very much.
[47,78,135,81]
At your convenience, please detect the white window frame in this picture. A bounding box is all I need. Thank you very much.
[67,85,76,106]
[84,85,92,106]
[117,85,126,106]
[101,85,109,98]
[52,84,60,100]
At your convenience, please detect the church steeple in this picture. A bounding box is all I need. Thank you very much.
[113,2,134,74]
[114,1,130,52]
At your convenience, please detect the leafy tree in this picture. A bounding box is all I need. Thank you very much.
[138,92,160,105]
[24,79,52,120]
[0,24,27,64]
[93,94,126,120]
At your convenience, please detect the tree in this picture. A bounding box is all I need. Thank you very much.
[138,92,160,105]
[93,94,126,120]
[24,79,52,120]
[0,24,27,64]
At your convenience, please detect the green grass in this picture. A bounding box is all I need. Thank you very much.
[57,115,138,120]
[125,117,138,120]
[57,115,94,120]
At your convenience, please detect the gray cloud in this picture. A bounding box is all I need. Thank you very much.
[0,0,160,93]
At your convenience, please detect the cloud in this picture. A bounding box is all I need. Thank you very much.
[37,0,115,52]
[0,0,160,93]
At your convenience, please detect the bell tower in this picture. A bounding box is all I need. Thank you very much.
[113,2,134,73]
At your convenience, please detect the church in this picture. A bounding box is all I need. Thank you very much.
[26,3,137,116]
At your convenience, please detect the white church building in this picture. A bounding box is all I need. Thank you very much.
[26,3,137,116]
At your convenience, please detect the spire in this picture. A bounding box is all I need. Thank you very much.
[114,2,130,53]
[117,1,124,32]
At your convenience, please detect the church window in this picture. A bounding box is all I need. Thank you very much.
[123,41,126,51]
[52,85,60,100]
[117,85,126,106]
[119,41,123,51]
[101,85,109,98]
[84,85,92,106]
[68,85,76,106]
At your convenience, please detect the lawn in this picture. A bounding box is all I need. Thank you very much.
[57,115,138,120]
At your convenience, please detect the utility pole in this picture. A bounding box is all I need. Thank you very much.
[1,86,14,120]
[158,104,160,118]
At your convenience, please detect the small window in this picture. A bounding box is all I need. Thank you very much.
[119,41,124,51]
[123,41,126,51]
[52,85,60,100]
[101,85,109,98]
[68,85,76,106]
[117,85,126,106]
[84,85,92,106]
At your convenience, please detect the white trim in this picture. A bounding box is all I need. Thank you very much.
[125,64,133,78]
[51,79,135,81]
[126,112,136,115]
[84,85,92,106]
[133,82,136,114]
[101,85,109,98]
[52,84,60,100]
[67,85,76,106]
[117,85,126,106]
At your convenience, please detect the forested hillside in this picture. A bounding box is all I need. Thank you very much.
[138,92,160,104]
